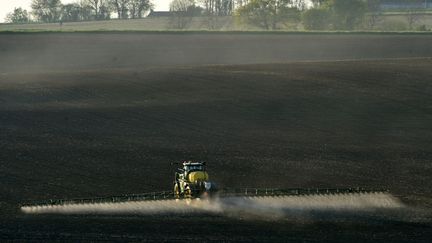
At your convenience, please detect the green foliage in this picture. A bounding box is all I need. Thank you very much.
[236,0,300,30]
[85,0,111,20]
[5,8,30,24]
[302,8,330,30]
[303,0,367,30]
[61,3,82,22]
[31,0,62,23]
[331,0,367,30]
[129,0,153,18]
[79,5,95,21]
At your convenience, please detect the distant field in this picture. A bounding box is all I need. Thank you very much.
[1,14,432,32]
[0,16,238,32]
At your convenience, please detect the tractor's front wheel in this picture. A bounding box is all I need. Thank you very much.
[174,183,180,199]
[184,186,192,198]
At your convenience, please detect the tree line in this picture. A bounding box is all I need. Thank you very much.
[5,0,430,31]
[167,0,429,30]
[5,0,152,23]
[301,0,428,30]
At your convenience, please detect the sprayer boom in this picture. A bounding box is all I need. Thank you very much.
[21,187,387,209]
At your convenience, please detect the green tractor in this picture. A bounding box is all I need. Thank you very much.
[173,161,217,199]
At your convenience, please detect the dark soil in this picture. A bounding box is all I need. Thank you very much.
[0,33,431,241]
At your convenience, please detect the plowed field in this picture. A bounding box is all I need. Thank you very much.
[1,33,431,242]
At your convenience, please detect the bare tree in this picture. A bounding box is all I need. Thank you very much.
[199,0,234,29]
[110,0,129,19]
[170,0,196,29]
[78,2,95,21]
[85,0,110,19]
[128,0,152,18]
[201,0,234,16]
[292,0,307,10]
[86,0,100,16]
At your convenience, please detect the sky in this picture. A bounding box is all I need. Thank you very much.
[0,0,171,23]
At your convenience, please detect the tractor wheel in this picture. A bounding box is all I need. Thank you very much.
[174,184,180,199]
[184,186,192,198]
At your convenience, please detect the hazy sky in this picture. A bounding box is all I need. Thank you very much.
[0,0,171,23]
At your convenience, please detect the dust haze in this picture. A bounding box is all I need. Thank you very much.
[1,33,432,73]
[21,193,431,223]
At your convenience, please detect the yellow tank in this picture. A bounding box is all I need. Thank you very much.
[187,171,209,183]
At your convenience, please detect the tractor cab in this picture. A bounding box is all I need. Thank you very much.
[176,161,208,183]
[176,161,203,178]
[182,161,205,174]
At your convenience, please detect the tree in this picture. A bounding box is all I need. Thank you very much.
[200,0,233,29]
[61,3,81,22]
[85,0,110,20]
[31,0,62,22]
[331,0,366,30]
[99,3,112,19]
[169,0,197,29]
[302,0,366,30]
[302,8,330,30]
[80,4,95,21]
[128,0,153,18]
[201,0,234,16]
[170,0,196,12]
[110,0,129,19]
[366,0,382,30]
[236,0,300,30]
[292,0,307,10]
[5,8,30,23]
[310,0,329,8]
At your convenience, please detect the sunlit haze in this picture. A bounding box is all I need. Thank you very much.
[0,0,170,23]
